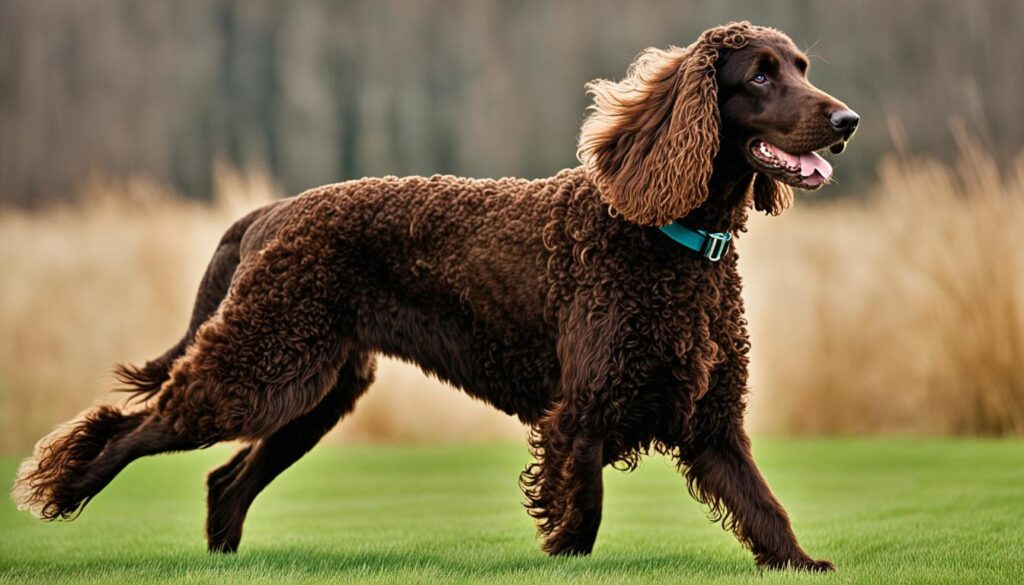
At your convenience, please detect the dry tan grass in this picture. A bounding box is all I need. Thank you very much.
[743,137,1024,436]
[1,146,1022,451]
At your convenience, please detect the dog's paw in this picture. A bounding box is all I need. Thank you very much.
[759,554,835,572]
[544,539,595,557]
[796,557,835,572]
[541,532,596,557]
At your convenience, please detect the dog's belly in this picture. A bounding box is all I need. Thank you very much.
[353,298,559,424]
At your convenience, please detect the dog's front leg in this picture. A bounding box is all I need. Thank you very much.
[521,405,605,556]
[682,427,834,571]
[520,298,630,555]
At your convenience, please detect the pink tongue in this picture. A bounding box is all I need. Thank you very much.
[798,152,832,180]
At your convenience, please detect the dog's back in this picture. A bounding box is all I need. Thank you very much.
[123,169,591,421]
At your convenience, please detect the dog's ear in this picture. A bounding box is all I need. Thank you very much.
[577,24,752,226]
[752,173,794,216]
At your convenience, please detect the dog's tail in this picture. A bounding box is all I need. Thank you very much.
[11,404,149,519]
[112,206,268,403]
[112,340,191,403]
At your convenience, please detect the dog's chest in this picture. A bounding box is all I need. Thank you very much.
[630,259,747,389]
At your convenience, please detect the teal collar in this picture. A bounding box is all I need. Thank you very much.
[658,221,732,261]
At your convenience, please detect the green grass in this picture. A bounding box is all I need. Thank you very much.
[1,439,1022,584]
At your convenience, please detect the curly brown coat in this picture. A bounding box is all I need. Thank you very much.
[12,22,857,572]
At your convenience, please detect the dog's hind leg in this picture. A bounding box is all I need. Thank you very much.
[12,406,198,519]
[205,351,376,553]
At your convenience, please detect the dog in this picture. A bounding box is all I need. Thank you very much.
[13,21,857,571]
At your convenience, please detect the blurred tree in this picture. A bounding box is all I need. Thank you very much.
[0,0,1021,204]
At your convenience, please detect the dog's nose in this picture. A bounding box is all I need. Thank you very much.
[829,109,860,140]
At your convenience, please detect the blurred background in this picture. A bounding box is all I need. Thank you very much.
[1,0,1022,451]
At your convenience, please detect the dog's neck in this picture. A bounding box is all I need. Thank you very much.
[684,159,755,234]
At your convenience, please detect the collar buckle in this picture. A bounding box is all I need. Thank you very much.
[657,221,733,262]
[699,230,731,262]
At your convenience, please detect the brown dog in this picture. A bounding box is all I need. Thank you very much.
[13,21,856,571]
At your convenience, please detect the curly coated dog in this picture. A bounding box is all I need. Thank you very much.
[13,22,858,571]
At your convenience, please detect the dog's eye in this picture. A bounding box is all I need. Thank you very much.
[752,72,767,84]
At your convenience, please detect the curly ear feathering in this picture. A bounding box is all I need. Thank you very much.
[577,23,752,226]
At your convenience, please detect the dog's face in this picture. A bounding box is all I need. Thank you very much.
[578,22,859,226]
[716,35,857,191]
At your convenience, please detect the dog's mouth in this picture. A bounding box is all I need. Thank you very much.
[748,140,840,190]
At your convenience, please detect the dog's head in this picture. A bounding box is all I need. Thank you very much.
[577,22,858,225]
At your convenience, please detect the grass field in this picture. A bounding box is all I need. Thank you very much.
[1,439,1022,584]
